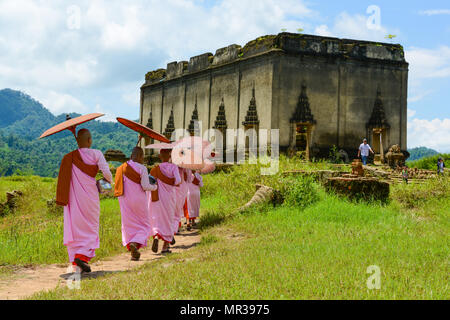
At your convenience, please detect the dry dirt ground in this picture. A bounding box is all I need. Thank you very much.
[0,229,201,300]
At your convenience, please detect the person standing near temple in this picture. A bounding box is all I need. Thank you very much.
[56,129,113,273]
[357,138,374,165]
[437,157,446,175]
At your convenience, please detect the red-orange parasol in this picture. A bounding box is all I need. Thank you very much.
[39,113,105,139]
[116,117,171,144]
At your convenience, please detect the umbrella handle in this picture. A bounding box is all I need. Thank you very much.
[69,126,77,139]
[136,135,143,146]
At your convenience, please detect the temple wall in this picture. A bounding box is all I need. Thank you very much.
[273,54,340,149]
[341,61,408,155]
[142,86,163,133]
[140,32,408,158]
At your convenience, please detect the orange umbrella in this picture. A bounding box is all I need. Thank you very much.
[39,113,104,139]
[116,117,170,144]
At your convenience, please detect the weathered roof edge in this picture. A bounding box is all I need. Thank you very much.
[142,32,407,88]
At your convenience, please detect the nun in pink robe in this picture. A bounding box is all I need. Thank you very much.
[173,168,192,234]
[149,161,181,243]
[118,160,157,249]
[63,148,112,264]
[187,172,203,220]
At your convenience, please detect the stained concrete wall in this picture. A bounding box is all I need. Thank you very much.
[140,32,408,158]
[273,54,408,156]
[273,54,340,149]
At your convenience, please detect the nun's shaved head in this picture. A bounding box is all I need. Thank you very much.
[76,128,92,148]
[159,149,171,162]
[131,147,145,163]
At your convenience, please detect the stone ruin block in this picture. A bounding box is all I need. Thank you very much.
[385,144,406,168]
[104,149,128,163]
[1,190,23,216]
[364,45,394,60]
[188,53,213,73]
[212,44,241,66]
[166,61,178,79]
[325,177,390,202]
[242,35,277,58]
[165,61,188,79]
[351,159,364,176]
[176,61,188,77]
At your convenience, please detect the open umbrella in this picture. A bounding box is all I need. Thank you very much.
[116,117,171,145]
[39,113,104,139]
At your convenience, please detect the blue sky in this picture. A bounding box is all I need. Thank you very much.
[0,0,449,151]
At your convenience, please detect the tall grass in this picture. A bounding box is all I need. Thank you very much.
[33,191,449,300]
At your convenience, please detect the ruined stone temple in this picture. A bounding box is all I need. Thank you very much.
[139,32,408,160]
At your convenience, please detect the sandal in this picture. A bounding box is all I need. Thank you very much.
[129,242,141,261]
[74,258,91,273]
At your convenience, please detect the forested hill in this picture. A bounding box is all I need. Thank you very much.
[0,88,137,177]
[407,147,439,161]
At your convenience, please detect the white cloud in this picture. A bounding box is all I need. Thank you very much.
[318,11,397,42]
[408,90,433,103]
[405,46,450,84]
[35,90,88,115]
[419,9,450,16]
[408,118,450,152]
[314,24,333,37]
[93,104,116,122]
[0,0,315,116]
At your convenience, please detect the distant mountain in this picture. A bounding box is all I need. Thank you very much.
[0,89,55,136]
[0,88,138,177]
[407,147,439,161]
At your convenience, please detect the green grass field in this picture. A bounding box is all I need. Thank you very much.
[1,156,449,299]
[0,176,124,266]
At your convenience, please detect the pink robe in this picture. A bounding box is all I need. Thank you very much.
[187,172,203,219]
[63,148,112,263]
[173,168,192,233]
[149,162,181,243]
[118,160,157,247]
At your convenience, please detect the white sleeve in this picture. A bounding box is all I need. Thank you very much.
[97,151,113,183]
[140,164,157,191]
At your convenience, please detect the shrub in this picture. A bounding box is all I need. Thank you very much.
[391,177,450,208]
[328,145,342,164]
[281,176,319,209]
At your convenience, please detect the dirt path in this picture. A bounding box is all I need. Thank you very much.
[0,229,201,300]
